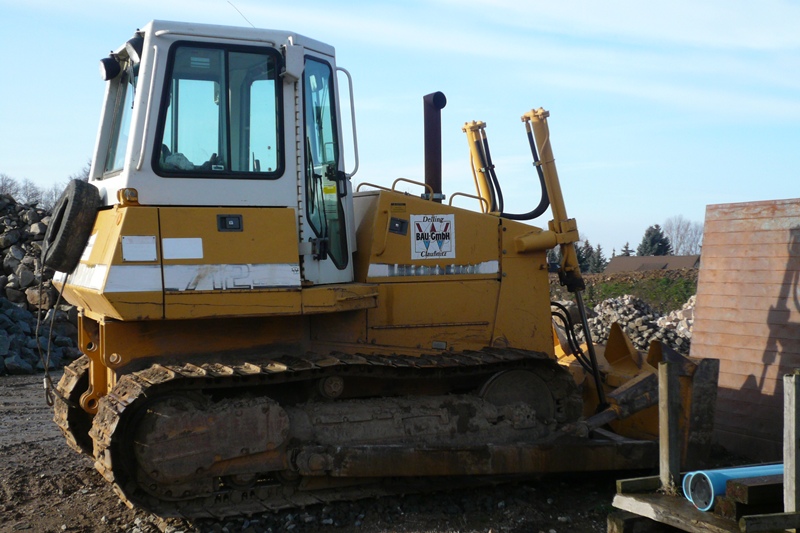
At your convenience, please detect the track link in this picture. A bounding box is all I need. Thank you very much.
[59,348,582,518]
[53,355,93,456]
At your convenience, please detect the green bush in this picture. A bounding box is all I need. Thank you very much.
[550,269,698,315]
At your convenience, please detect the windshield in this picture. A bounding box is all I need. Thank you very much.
[154,43,282,177]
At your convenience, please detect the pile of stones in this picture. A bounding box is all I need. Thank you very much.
[0,194,80,375]
[562,294,695,355]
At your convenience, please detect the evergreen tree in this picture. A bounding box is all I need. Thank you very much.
[620,242,632,257]
[577,240,594,273]
[588,244,608,273]
[636,225,673,256]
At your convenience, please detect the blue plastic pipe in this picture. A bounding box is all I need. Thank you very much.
[686,464,784,511]
[682,471,695,502]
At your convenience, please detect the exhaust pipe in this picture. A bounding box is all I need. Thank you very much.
[423,92,447,202]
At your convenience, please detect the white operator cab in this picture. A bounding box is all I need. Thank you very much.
[92,20,358,285]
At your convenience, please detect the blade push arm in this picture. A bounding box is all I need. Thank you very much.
[516,108,584,293]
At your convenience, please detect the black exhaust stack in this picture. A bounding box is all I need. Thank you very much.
[423,92,447,202]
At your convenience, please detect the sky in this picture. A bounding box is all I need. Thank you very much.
[1,0,798,253]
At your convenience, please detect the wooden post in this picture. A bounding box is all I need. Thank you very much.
[659,362,680,493]
[785,371,800,521]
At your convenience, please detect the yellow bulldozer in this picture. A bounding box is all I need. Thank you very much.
[44,20,716,518]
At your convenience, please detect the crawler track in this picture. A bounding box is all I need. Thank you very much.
[56,348,583,519]
[53,355,93,456]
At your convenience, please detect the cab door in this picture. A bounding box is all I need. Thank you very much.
[300,54,354,285]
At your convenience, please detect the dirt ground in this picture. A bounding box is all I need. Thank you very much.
[0,371,632,533]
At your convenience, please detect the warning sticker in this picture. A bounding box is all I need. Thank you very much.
[411,214,455,260]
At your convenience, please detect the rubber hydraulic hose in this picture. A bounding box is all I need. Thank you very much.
[500,124,550,221]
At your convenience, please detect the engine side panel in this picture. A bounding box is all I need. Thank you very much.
[159,207,302,319]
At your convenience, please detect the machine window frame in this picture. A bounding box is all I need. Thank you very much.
[151,41,285,180]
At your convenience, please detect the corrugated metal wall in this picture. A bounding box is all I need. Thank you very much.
[691,198,800,460]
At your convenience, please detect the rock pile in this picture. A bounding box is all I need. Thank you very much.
[562,294,695,355]
[0,193,80,375]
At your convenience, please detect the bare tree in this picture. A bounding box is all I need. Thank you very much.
[18,178,43,206]
[663,215,703,255]
[0,173,20,198]
[40,182,67,211]
[69,159,92,182]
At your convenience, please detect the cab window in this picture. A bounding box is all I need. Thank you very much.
[103,69,136,176]
[154,44,282,177]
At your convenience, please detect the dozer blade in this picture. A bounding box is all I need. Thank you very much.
[555,321,719,470]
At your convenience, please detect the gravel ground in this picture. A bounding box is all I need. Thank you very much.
[0,370,628,533]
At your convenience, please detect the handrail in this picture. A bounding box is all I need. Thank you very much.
[391,178,434,199]
[337,67,359,178]
[449,192,489,212]
[356,182,391,192]
[356,178,435,201]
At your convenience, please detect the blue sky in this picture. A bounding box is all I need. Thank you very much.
[1,0,798,253]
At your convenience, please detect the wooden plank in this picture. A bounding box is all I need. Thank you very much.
[607,510,683,532]
[714,364,795,389]
[713,429,783,463]
[716,387,784,403]
[703,353,800,379]
[714,393,783,440]
[612,493,737,532]
[714,374,782,400]
[785,372,800,515]
[739,511,800,532]
[702,230,797,247]
[699,255,800,273]
[696,294,800,314]
[705,199,800,222]
[714,392,783,420]
[660,362,681,492]
[695,281,794,299]
[701,243,794,260]
[715,373,782,396]
[704,217,800,235]
[697,268,799,286]
[692,320,800,342]
[687,331,788,352]
[713,425,781,450]
[692,348,800,375]
[713,495,782,521]
[689,306,797,325]
[713,422,781,445]
[684,358,719,470]
[726,475,784,505]
[617,475,662,494]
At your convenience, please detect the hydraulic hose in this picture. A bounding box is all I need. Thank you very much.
[501,127,550,221]
[480,135,504,214]
[551,302,593,373]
